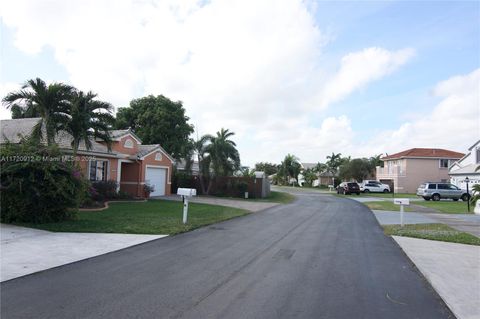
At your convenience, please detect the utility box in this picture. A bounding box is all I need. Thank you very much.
[177,188,197,197]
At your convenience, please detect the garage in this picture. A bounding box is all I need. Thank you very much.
[145,167,167,196]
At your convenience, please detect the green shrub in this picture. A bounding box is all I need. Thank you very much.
[91,180,118,200]
[237,181,248,195]
[0,140,85,223]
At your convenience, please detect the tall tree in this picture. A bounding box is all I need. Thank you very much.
[254,162,279,176]
[338,158,372,182]
[115,95,194,160]
[2,78,74,145]
[194,134,213,194]
[204,128,241,177]
[279,154,301,185]
[326,152,343,175]
[63,91,115,157]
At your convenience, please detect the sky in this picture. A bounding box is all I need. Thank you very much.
[0,0,479,167]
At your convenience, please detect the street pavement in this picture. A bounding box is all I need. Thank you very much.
[1,192,453,319]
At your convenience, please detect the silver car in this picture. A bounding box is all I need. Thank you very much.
[416,182,470,201]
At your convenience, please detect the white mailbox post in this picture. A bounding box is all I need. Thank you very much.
[393,198,410,227]
[177,188,197,224]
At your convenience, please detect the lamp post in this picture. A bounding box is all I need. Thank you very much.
[465,177,470,213]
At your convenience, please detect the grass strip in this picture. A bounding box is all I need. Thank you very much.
[17,200,249,235]
[383,223,480,246]
[363,201,413,212]
[413,201,472,214]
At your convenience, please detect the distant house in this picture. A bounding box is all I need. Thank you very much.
[300,162,334,187]
[376,148,464,193]
[449,140,480,190]
[0,118,174,197]
[175,159,200,175]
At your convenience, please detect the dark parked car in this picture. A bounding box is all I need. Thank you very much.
[337,182,361,195]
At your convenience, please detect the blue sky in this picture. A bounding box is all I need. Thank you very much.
[1,0,479,166]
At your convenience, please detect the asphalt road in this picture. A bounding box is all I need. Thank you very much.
[1,191,454,319]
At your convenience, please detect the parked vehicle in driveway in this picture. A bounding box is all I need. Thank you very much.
[360,180,390,193]
[416,182,470,201]
[337,182,361,195]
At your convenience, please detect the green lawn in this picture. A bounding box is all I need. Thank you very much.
[362,201,413,212]
[413,200,472,214]
[383,223,480,246]
[17,200,249,235]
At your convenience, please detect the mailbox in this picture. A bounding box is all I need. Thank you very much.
[393,198,410,206]
[393,198,409,227]
[177,188,196,224]
[177,188,197,197]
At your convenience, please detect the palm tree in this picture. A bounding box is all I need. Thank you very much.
[326,152,343,175]
[204,128,240,177]
[2,78,74,145]
[280,154,301,185]
[63,91,115,157]
[193,134,214,194]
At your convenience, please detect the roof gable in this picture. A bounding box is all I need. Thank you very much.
[110,129,142,144]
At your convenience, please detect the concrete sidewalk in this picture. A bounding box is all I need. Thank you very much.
[1,224,166,282]
[373,210,437,225]
[393,236,480,319]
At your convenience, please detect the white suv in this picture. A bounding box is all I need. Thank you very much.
[360,180,390,193]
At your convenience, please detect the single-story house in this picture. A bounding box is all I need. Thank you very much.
[299,163,335,187]
[449,139,480,190]
[376,148,464,193]
[0,118,174,197]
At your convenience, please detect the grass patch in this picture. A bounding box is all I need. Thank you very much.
[363,201,413,212]
[253,191,295,204]
[361,192,418,199]
[16,200,249,235]
[383,223,480,246]
[413,201,471,214]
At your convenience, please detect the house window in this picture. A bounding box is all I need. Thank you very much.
[89,160,108,181]
[439,159,449,168]
[124,138,134,148]
[477,148,480,164]
[155,152,162,161]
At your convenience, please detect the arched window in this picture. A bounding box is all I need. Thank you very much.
[124,138,134,148]
[155,152,162,161]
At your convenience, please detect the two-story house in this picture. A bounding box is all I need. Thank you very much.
[376,148,464,193]
[449,140,480,190]
[0,118,173,197]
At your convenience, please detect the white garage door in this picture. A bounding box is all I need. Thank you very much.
[145,167,167,196]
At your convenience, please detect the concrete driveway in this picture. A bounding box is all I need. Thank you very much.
[1,224,166,282]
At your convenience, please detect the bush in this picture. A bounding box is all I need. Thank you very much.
[172,170,196,193]
[91,180,118,201]
[0,140,85,223]
[237,181,248,195]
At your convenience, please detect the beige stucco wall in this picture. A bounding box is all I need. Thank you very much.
[377,158,454,193]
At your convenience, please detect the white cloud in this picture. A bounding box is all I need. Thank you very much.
[359,68,480,156]
[319,47,415,108]
[0,0,418,165]
[0,82,21,120]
